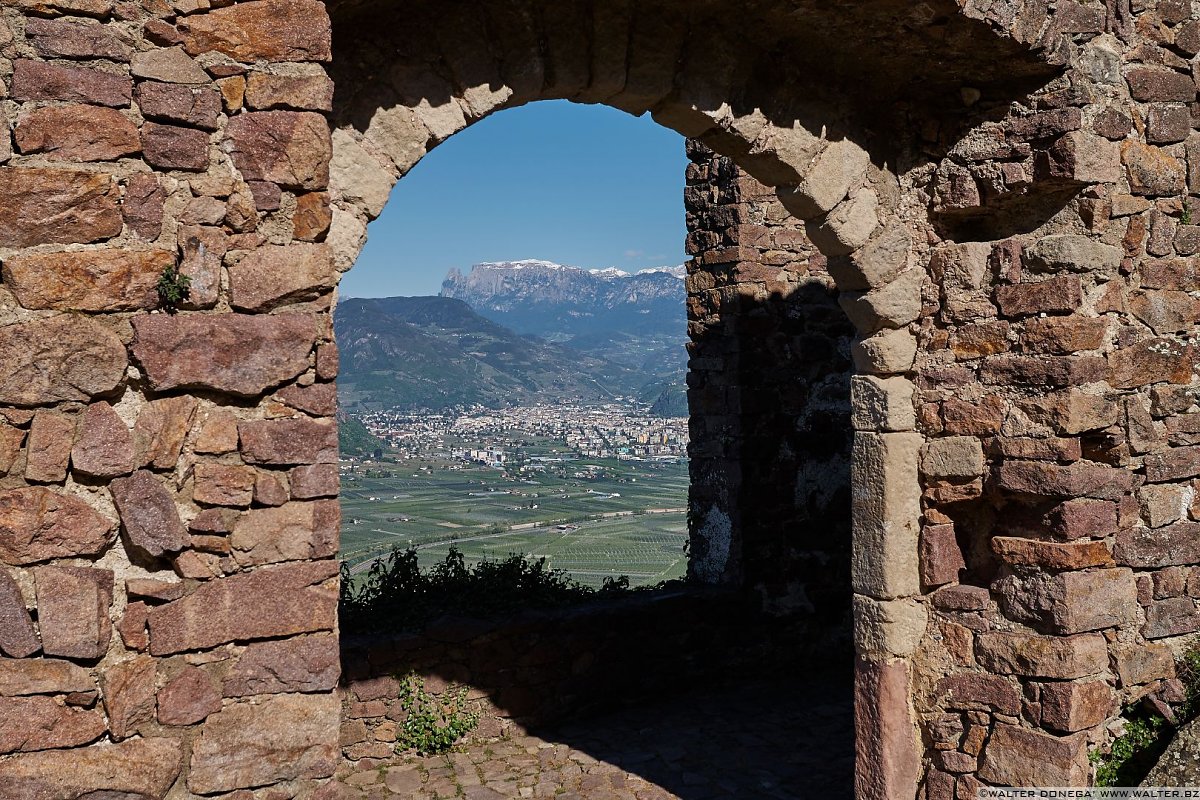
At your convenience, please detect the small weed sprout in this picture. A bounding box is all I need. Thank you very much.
[1182,198,1193,226]
[156,264,191,314]
[395,673,478,756]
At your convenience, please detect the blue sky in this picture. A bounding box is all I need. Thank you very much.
[339,100,689,298]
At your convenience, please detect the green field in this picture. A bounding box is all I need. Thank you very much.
[341,453,690,588]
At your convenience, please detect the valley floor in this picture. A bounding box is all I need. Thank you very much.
[334,676,854,799]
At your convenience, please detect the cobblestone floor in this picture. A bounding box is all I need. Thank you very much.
[336,677,854,799]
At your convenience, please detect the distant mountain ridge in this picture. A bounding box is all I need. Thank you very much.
[334,296,642,412]
[440,260,686,340]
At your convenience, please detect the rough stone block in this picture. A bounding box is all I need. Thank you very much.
[852,432,922,599]
[130,47,209,84]
[920,437,983,480]
[110,470,188,558]
[1038,680,1114,732]
[978,724,1089,786]
[1144,597,1200,639]
[147,561,337,655]
[226,111,331,191]
[71,402,134,480]
[187,691,339,794]
[25,412,75,484]
[995,275,1082,317]
[1115,522,1200,567]
[1122,140,1186,196]
[0,696,106,754]
[0,570,39,658]
[975,632,1107,678]
[782,139,870,218]
[919,524,964,587]
[0,167,122,249]
[854,657,920,800]
[0,738,183,798]
[135,82,222,130]
[14,105,140,162]
[222,633,340,696]
[3,248,170,312]
[290,464,339,499]
[991,537,1113,570]
[0,487,113,566]
[936,673,1020,715]
[179,0,332,62]
[851,376,915,432]
[142,121,210,171]
[34,565,113,660]
[838,268,924,334]
[101,655,156,741]
[228,243,336,312]
[131,313,319,397]
[158,665,222,726]
[851,328,917,375]
[853,595,927,658]
[827,225,911,291]
[1112,641,1175,686]
[230,500,339,566]
[132,396,198,470]
[239,418,338,466]
[994,568,1138,634]
[10,60,131,107]
[193,463,256,508]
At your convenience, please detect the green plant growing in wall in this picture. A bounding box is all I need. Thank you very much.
[1182,198,1193,226]
[1091,638,1200,786]
[156,264,191,314]
[394,673,479,756]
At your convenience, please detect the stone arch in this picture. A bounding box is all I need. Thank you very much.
[4,0,1189,796]
[319,2,1087,798]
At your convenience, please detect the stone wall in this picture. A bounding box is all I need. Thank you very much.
[338,590,816,767]
[1,0,1200,796]
[684,141,856,627]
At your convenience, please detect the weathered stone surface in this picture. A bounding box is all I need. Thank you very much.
[1025,234,1122,274]
[0,316,127,407]
[1125,66,1195,102]
[226,111,331,190]
[1021,315,1108,354]
[34,566,112,660]
[130,313,319,397]
[24,413,75,485]
[0,167,122,249]
[142,121,209,171]
[135,81,222,130]
[147,560,337,655]
[294,191,333,241]
[176,224,226,308]
[193,463,256,508]
[0,696,106,754]
[71,402,134,480]
[245,73,335,111]
[854,657,920,800]
[254,472,290,508]
[1115,522,1200,567]
[24,17,132,61]
[995,275,1082,317]
[101,655,156,741]
[936,673,1020,715]
[991,537,1113,569]
[852,328,917,374]
[157,665,221,725]
[919,524,964,587]
[850,376,915,432]
[1122,140,1186,196]
[277,382,338,417]
[838,268,924,334]
[1143,597,1200,639]
[123,173,166,240]
[994,568,1138,634]
[3,249,170,312]
[330,129,395,217]
[0,571,39,658]
[130,47,208,84]
[920,437,983,480]
[852,432,921,600]
[975,632,1107,678]
[992,460,1131,499]
[228,243,336,311]
[1109,338,1194,389]
[854,595,927,658]
[111,470,187,558]
[316,342,339,381]
[1113,641,1175,687]
[1145,716,1200,787]
[194,409,240,455]
[222,632,339,696]
[132,396,198,470]
[188,691,339,794]
[14,105,140,163]
[1144,446,1200,482]
[231,500,339,566]
[0,426,23,478]
[10,60,132,108]
[1037,680,1113,733]
[0,737,183,800]
[0,658,93,697]
[239,417,338,466]
[290,464,339,499]
[784,139,871,218]
[180,0,332,62]
[0,488,112,566]
[978,724,1088,787]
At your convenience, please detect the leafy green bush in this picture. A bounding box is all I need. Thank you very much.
[394,673,478,755]
[340,546,664,634]
[1092,638,1200,786]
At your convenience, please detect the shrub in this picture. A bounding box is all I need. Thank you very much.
[339,546,675,634]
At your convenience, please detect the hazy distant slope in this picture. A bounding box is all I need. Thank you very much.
[334,296,641,411]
